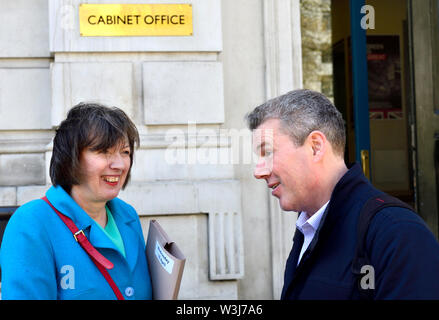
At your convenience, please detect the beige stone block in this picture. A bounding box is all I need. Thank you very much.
[16,185,51,205]
[119,180,242,216]
[143,61,224,125]
[0,0,50,57]
[0,68,51,130]
[119,182,199,215]
[0,154,45,186]
[51,62,135,126]
[139,214,238,299]
[0,187,16,206]
[195,180,241,213]
[131,148,234,182]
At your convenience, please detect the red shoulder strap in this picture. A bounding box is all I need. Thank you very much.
[42,196,125,300]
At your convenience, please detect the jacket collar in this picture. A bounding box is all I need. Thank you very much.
[46,185,94,231]
[308,162,368,244]
[46,185,136,228]
[45,185,140,270]
[281,227,304,299]
[106,198,140,271]
[300,163,366,260]
[282,162,372,297]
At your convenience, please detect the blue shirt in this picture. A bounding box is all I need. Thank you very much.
[97,206,126,258]
[0,185,152,300]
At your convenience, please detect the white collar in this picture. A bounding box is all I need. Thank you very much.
[296,200,329,233]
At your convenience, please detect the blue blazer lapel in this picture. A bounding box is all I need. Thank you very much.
[107,200,142,272]
[88,223,120,252]
[116,220,141,271]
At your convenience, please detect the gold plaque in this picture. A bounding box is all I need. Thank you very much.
[79,4,193,37]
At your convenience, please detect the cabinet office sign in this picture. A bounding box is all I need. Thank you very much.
[79,4,193,36]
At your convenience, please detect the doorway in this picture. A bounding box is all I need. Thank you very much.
[331,0,415,207]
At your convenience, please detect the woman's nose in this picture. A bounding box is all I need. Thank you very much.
[108,153,126,170]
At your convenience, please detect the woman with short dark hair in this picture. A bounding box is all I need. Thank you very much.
[0,103,152,300]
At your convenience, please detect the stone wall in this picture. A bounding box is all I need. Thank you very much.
[0,0,305,300]
[0,0,243,300]
[300,0,333,99]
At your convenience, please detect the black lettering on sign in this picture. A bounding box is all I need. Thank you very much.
[88,14,187,26]
[88,15,97,25]
[144,15,154,25]
[143,14,186,25]
[88,15,143,25]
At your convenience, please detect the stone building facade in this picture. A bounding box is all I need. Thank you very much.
[1,0,438,301]
[0,0,303,299]
[300,0,333,100]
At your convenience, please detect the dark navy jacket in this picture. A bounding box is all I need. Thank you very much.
[281,163,439,300]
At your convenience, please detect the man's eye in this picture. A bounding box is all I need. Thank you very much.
[264,150,273,157]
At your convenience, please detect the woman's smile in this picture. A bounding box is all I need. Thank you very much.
[102,175,121,186]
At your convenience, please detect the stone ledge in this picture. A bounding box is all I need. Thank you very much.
[16,180,243,216]
[0,131,54,154]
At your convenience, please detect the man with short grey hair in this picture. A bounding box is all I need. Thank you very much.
[246,89,439,299]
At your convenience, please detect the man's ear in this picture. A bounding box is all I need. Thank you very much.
[308,130,327,161]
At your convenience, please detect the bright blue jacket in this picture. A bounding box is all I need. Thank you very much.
[0,185,152,300]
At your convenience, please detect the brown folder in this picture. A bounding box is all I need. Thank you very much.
[145,219,186,300]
